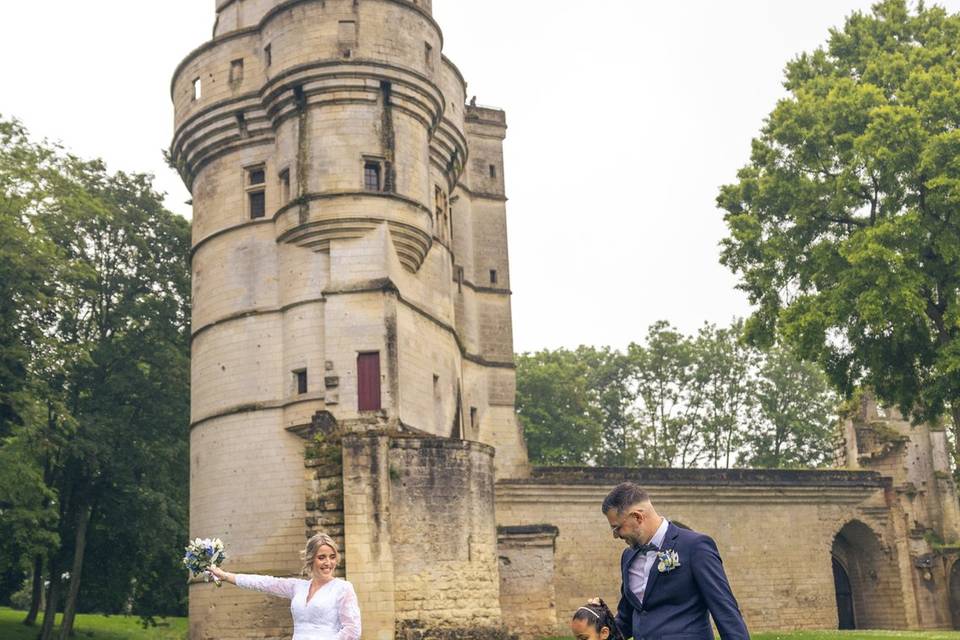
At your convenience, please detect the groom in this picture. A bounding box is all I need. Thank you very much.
[603,482,750,639]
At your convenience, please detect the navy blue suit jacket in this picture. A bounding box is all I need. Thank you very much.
[615,523,749,640]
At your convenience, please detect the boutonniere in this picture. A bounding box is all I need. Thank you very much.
[657,549,681,573]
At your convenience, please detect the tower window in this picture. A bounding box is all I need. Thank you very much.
[295,369,308,395]
[363,161,382,192]
[192,78,201,101]
[339,20,357,57]
[279,168,291,203]
[265,43,272,67]
[229,59,244,86]
[470,407,477,431]
[490,269,498,285]
[425,42,433,68]
[489,164,497,178]
[249,192,266,219]
[246,165,266,219]
[358,352,381,411]
[236,112,247,137]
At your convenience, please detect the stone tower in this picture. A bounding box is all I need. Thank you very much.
[170,1,529,638]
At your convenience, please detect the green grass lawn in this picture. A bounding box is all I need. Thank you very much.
[546,633,960,640]
[3,608,958,640]
[0,607,187,640]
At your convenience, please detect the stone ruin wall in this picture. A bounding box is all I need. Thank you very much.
[495,467,916,636]
[342,433,508,640]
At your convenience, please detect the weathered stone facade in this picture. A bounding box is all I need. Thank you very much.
[173,2,960,638]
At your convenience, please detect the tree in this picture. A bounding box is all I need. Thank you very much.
[630,322,705,468]
[577,346,640,467]
[0,117,191,637]
[694,321,758,469]
[717,0,960,471]
[516,348,602,464]
[741,346,839,468]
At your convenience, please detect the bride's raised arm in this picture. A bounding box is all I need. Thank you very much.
[208,566,298,600]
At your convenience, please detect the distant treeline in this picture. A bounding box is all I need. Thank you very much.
[516,321,839,470]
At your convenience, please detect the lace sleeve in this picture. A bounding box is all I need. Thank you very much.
[234,574,298,600]
[336,581,362,640]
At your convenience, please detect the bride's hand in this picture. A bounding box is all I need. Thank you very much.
[207,565,227,580]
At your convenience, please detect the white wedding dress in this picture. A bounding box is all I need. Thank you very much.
[235,574,361,640]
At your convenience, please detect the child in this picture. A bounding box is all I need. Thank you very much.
[570,598,625,640]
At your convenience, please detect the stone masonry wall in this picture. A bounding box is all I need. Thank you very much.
[495,468,902,635]
[498,525,559,640]
[387,437,505,638]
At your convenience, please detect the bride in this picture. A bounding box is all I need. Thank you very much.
[208,532,361,640]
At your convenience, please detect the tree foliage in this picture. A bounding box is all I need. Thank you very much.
[0,116,191,633]
[717,0,960,470]
[516,321,838,469]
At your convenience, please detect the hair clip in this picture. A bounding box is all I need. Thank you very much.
[576,606,600,619]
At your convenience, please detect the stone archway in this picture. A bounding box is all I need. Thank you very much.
[831,520,906,629]
[951,559,960,630]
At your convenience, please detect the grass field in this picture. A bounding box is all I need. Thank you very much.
[3,608,958,640]
[0,607,187,640]
[546,633,960,640]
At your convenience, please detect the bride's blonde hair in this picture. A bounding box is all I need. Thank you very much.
[301,533,339,577]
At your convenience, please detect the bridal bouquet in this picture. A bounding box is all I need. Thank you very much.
[183,538,226,587]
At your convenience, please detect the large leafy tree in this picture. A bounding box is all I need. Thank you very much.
[718,0,960,469]
[0,117,191,637]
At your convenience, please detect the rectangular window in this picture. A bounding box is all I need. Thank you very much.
[295,370,308,395]
[265,43,272,67]
[192,78,201,101]
[279,168,291,203]
[490,269,498,285]
[338,20,357,56]
[457,266,464,292]
[470,407,477,430]
[489,164,497,178]
[249,191,266,219]
[364,162,382,192]
[229,59,244,86]
[246,165,266,219]
[425,42,433,68]
[358,352,381,411]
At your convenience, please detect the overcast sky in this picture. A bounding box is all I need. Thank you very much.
[3,1,956,353]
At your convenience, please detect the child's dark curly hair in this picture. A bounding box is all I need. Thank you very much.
[571,597,625,640]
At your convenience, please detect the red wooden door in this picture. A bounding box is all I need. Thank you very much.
[357,352,381,411]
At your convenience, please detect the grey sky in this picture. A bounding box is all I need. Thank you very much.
[3,1,954,353]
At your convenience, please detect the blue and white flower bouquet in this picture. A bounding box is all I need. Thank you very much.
[183,537,226,587]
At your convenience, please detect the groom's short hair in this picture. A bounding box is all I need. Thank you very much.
[602,482,650,515]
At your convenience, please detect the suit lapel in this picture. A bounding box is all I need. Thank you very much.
[622,546,645,611]
[641,522,679,607]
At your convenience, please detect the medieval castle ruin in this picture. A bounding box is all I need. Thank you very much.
[170,1,960,637]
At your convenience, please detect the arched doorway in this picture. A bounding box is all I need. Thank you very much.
[951,560,960,630]
[831,520,906,629]
[832,557,855,629]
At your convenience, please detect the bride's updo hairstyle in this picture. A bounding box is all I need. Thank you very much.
[572,598,624,640]
[301,533,339,577]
